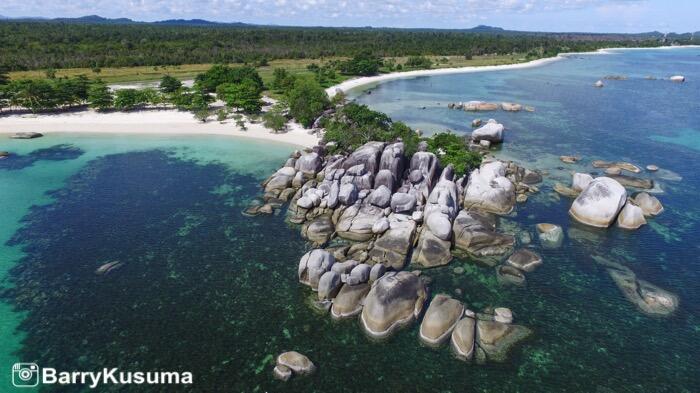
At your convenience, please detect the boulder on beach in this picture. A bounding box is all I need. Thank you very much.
[633,192,664,216]
[295,152,322,175]
[569,177,627,228]
[616,202,647,230]
[264,167,297,192]
[450,316,477,361]
[276,351,316,376]
[419,294,465,346]
[360,271,428,339]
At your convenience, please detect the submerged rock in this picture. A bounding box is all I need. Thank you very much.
[273,365,292,381]
[607,268,679,317]
[559,155,579,164]
[10,132,43,139]
[608,174,654,189]
[569,177,627,228]
[476,320,532,362]
[496,265,526,286]
[536,223,564,248]
[592,160,641,174]
[361,271,428,339]
[95,260,124,275]
[506,249,543,272]
[419,294,465,346]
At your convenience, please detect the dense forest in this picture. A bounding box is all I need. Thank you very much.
[1,21,694,71]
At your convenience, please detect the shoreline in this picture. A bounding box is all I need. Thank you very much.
[0,109,319,148]
[1,45,695,149]
[325,45,699,97]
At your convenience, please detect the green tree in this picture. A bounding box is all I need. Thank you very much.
[0,66,9,85]
[216,79,262,113]
[285,77,330,128]
[113,89,146,110]
[263,103,287,133]
[194,108,210,123]
[87,80,113,111]
[45,68,57,79]
[404,56,432,69]
[195,65,263,93]
[8,79,58,112]
[159,75,182,93]
[270,68,296,94]
[339,52,383,76]
[426,132,482,177]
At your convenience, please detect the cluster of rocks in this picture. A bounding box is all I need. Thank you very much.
[250,137,539,365]
[553,166,664,230]
[594,75,685,87]
[447,101,534,113]
[9,132,43,139]
[0,151,9,160]
[273,351,316,381]
[496,248,543,286]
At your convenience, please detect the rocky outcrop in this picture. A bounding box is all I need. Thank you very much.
[463,161,515,215]
[419,294,464,346]
[336,204,384,241]
[10,132,43,139]
[606,264,678,317]
[670,75,685,83]
[301,214,335,245]
[361,272,428,339]
[463,101,499,111]
[369,217,417,269]
[569,177,627,228]
[608,174,654,189]
[501,102,522,112]
[592,160,641,174]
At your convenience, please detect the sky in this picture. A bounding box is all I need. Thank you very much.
[0,0,698,33]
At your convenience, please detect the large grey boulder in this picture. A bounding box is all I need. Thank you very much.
[572,173,593,192]
[569,177,627,227]
[408,151,439,195]
[369,263,386,283]
[368,185,392,208]
[295,152,322,175]
[391,192,417,213]
[298,249,335,290]
[338,183,358,205]
[463,161,515,215]
[368,218,417,270]
[412,228,453,268]
[264,166,297,192]
[379,142,405,182]
[331,260,359,275]
[471,121,504,144]
[336,204,384,241]
[453,210,515,257]
[342,141,385,175]
[301,215,334,246]
[327,181,340,208]
[374,169,396,192]
[318,271,342,300]
[419,294,465,346]
[423,166,459,240]
[451,317,477,360]
[347,263,371,285]
[633,192,664,216]
[331,283,370,319]
[360,271,428,339]
[616,203,647,229]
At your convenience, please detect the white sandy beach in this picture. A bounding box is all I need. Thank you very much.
[0,109,319,148]
[1,45,695,148]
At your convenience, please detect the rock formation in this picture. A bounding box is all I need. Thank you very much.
[569,177,627,227]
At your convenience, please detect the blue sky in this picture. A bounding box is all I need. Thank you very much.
[0,0,698,33]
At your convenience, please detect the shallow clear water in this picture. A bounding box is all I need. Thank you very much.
[1,48,699,392]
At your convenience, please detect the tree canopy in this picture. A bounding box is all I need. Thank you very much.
[285,77,330,128]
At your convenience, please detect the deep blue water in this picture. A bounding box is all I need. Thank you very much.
[0,48,698,392]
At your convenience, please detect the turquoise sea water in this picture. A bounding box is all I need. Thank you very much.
[1,48,699,392]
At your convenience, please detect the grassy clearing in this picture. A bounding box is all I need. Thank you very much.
[8,54,533,85]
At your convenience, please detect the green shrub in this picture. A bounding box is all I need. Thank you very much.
[426,132,482,177]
